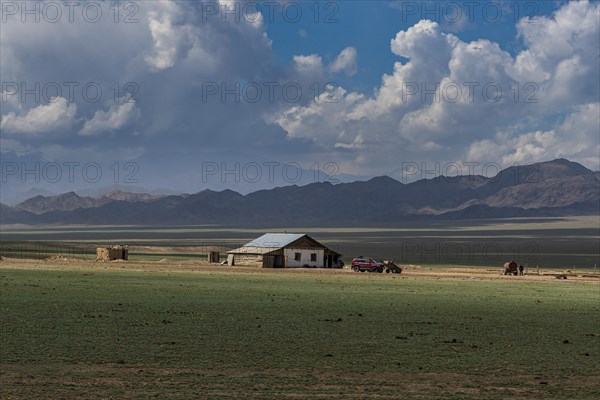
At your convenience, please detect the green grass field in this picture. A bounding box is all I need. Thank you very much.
[1,266,598,399]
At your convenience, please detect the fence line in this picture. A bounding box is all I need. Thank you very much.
[0,241,247,262]
[0,241,96,261]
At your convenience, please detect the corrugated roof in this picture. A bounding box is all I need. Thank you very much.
[243,233,305,249]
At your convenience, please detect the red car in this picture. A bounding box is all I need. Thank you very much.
[351,257,384,273]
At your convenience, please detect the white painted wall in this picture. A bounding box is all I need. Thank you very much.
[284,248,324,267]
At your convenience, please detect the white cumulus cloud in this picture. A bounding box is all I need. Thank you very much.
[273,2,600,172]
[1,97,77,134]
[80,101,140,136]
[329,47,358,76]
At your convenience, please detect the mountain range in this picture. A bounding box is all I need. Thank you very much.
[1,159,598,226]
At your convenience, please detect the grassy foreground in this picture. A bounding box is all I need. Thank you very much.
[0,267,599,399]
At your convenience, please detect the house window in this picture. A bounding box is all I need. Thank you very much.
[310,253,317,262]
[294,253,301,261]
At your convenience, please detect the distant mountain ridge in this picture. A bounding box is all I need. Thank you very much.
[1,159,598,226]
[14,190,164,215]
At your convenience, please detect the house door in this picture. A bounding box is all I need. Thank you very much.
[273,255,284,268]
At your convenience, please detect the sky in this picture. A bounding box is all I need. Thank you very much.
[0,0,599,201]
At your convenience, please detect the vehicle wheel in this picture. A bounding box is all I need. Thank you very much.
[385,269,390,273]
[378,267,383,273]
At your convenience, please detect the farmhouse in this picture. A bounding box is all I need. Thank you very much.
[227,233,342,268]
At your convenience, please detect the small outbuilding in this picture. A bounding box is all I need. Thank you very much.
[227,233,342,268]
[96,245,128,262]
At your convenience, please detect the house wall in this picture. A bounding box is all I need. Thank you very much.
[284,248,324,267]
[96,248,110,262]
[230,254,263,266]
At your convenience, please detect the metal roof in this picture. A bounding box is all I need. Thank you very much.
[243,233,306,249]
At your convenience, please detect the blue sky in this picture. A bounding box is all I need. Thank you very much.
[1,1,598,200]
[265,1,569,90]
